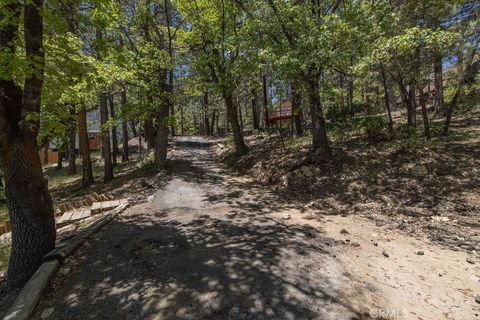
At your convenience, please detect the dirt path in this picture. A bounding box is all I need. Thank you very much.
[34,137,479,320]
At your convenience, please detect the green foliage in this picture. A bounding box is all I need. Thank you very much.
[136,150,155,169]
[357,116,387,139]
[394,124,434,153]
[0,243,10,270]
[0,186,5,204]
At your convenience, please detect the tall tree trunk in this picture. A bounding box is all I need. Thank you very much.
[306,70,331,162]
[347,77,354,117]
[67,109,76,175]
[57,151,63,170]
[407,85,417,127]
[262,73,269,127]
[433,51,444,115]
[169,69,175,136]
[223,90,248,155]
[100,91,113,182]
[418,86,431,140]
[108,94,119,166]
[180,105,185,135]
[144,119,155,149]
[211,109,217,135]
[0,0,56,290]
[291,80,303,136]
[2,138,56,289]
[78,105,93,186]
[154,99,170,171]
[129,120,137,137]
[203,92,210,136]
[238,100,244,131]
[380,66,394,136]
[251,87,260,130]
[121,89,129,162]
[444,47,479,134]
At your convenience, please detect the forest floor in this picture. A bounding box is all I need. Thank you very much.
[0,140,165,310]
[14,135,477,320]
[218,106,480,255]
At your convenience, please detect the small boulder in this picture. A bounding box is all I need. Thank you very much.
[41,308,55,319]
[466,257,476,264]
[475,295,480,304]
[432,216,450,223]
[283,214,291,220]
[412,164,428,176]
[382,251,389,258]
[300,165,314,177]
[416,251,424,256]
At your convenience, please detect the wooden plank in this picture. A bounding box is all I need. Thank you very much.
[69,208,91,222]
[91,199,127,215]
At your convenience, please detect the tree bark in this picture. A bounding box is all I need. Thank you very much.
[100,90,113,182]
[251,87,260,130]
[203,92,210,136]
[444,47,479,134]
[347,77,354,117]
[380,66,394,136]
[154,98,170,171]
[169,69,175,136]
[108,94,119,166]
[121,89,129,162]
[291,80,303,136]
[144,119,155,149]
[433,51,444,115]
[0,0,56,290]
[262,73,269,127]
[306,70,331,162]
[57,151,63,170]
[180,105,185,135]
[67,110,76,175]
[418,86,431,140]
[78,105,93,186]
[129,120,137,137]
[223,90,248,155]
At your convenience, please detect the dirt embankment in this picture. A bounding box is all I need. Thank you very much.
[216,110,480,254]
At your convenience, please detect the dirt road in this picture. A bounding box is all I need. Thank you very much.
[34,136,480,320]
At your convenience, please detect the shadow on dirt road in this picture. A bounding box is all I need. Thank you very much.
[34,136,377,320]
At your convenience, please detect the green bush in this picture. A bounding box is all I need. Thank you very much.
[395,123,429,153]
[357,116,387,138]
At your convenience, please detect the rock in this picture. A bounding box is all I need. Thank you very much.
[373,242,378,247]
[432,216,450,223]
[351,241,360,247]
[283,214,291,220]
[412,164,428,176]
[466,257,476,264]
[416,251,424,256]
[340,229,349,235]
[147,195,155,202]
[476,295,480,304]
[382,251,389,258]
[300,165,314,177]
[41,308,55,319]
[60,267,71,276]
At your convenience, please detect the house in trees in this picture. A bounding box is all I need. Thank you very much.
[266,99,293,125]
